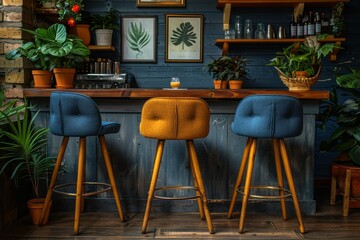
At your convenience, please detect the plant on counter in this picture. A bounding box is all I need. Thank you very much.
[268,35,339,78]
[56,0,84,26]
[317,59,360,165]
[205,55,250,89]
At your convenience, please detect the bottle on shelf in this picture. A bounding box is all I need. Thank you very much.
[315,12,322,35]
[296,15,304,38]
[244,19,253,39]
[290,14,297,38]
[303,13,309,37]
[234,15,243,39]
[321,12,330,34]
[307,11,315,36]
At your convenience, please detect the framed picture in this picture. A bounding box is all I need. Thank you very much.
[136,0,185,7]
[165,14,203,63]
[121,16,157,63]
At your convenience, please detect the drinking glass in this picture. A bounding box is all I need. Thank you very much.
[170,77,180,89]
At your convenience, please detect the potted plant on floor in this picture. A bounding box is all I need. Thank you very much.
[316,59,360,215]
[0,96,57,225]
[268,35,340,91]
[205,55,251,89]
[91,8,120,46]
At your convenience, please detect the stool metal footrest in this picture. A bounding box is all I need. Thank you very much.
[53,182,112,197]
[237,185,292,199]
[154,185,200,200]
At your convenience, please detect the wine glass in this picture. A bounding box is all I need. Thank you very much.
[170,77,180,89]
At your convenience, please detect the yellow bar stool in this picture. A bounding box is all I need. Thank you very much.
[227,94,305,234]
[39,92,125,235]
[139,97,214,234]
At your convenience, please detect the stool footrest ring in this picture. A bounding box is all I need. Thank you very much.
[53,182,112,197]
[154,186,200,200]
[237,185,292,199]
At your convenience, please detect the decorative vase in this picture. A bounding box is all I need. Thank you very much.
[32,70,52,88]
[27,198,52,225]
[53,68,76,89]
[69,24,91,46]
[95,29,113,46]
[228,80,244,89]
[275,66,322,91]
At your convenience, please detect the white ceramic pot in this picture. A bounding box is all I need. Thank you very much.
[95,29,113,46]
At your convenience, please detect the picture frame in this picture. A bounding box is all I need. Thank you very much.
[136,0,185,7]
[121,16,157,63]
[165,14,203,63]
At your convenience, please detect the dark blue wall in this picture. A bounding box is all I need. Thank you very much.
[84,0,360,179]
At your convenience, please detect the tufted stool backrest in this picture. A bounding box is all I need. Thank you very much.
[140,97,210,140]
[50,92,102,137]
[231,95,303,138]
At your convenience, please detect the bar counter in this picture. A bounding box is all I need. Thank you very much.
[24,88,328,215]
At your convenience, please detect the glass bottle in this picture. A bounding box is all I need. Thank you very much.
[297,15,304,38]
[303,14,309,37]
[234,15,243,38]
[290,14,297,38]
[244,19,253,39]
[315,12,322,34]
[255,23,266,39]
[321,12,329,34]
[307,11,315,36]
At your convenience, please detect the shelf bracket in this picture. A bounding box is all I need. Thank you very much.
[222,42,229,56]
[223,3,231,30]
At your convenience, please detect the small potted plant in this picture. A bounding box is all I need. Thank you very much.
[205,55,250,89]
[91,8,120,46]
[268,35,339,90]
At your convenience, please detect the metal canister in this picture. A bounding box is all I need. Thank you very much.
[94,62,100,74]
[100,62,106,74]
[106,61,112,74]
[114,61,121,75]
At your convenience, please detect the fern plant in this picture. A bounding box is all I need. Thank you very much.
[126,22,151,58]
[171,22,197,50]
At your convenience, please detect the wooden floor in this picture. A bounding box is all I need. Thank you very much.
[1,187,360,239]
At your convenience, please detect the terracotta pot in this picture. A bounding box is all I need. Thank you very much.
[292,71,308,78]
[53,68,76,89]
[221,80,228,89]
[228,80,244,89]
[69,24,91,46]
[32,70,52,88]
[213,80,222,89]
[95,29,113,46]
[27,198,52,225]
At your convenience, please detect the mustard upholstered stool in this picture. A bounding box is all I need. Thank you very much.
[227,95,305,234]
[140,97,214,234]
[40,92,125,235]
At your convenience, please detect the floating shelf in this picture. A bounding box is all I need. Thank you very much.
[88,45,116,51]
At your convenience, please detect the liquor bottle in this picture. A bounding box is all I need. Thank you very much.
[303,14,309,37]
[307,11,315,36]
[321,12,329,34]
[290,14,297,38]
[315,12,322,35]
[234,15,243,39]
[297,15,304,38]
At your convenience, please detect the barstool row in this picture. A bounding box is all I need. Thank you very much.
[39,92,305,235]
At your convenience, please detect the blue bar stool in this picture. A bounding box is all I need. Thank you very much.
[227,94,305,234]
[39,92,125,235]
[139,97,214,234]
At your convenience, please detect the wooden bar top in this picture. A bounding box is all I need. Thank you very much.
[22,88,329,100]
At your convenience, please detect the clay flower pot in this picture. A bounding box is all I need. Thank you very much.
[53,68,76,89]
[32,70,52,88]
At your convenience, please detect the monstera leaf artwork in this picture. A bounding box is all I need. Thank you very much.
[126,22,151,58]
[171,22,197,50]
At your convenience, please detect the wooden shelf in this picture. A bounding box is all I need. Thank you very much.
[217,0,349,8]
[88,45,116,51]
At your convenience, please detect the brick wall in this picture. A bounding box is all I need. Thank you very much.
[0,0,36,98]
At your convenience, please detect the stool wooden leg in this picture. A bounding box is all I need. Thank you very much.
[188,155,205,220]
[272,139,287,220]
[186,140,214,234]
[142,140,165,234]
[330,172,337,205]
[279,139,305,234]
[74,137,86,235]
[40,136,69,225]
[228,138,253,219]
[99,135,125,222]
[343,169,351,217]
[239,138,257,234]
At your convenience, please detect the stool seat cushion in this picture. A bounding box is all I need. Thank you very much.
[232,95,303,138]
[140,97,210,140]
[50,92,120,137]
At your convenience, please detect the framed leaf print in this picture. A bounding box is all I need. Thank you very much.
[121,16,157,63]
[136,0,185,7]
[165,14,203,63]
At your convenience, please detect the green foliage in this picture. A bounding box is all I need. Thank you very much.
[0,89,27,125]
[205,56,250,81]
[317,60,360,165]
[171,22,197,50]
[0,103,56,199]
[91,8,119,30]
[126,22,151,58]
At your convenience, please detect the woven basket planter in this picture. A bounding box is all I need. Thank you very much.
[275,66,321,91]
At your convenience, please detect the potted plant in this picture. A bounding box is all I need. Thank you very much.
[0,97,57,225]
[268,35,339,91]
[91,8,120,46]
[56,0,84,27]
[316,60,360,215]
[23,23,90,89]
[205,55,250,89]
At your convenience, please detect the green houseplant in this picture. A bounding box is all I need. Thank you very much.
[91,8,119,46]
[205,55,250,89]
[0,96,56,225]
